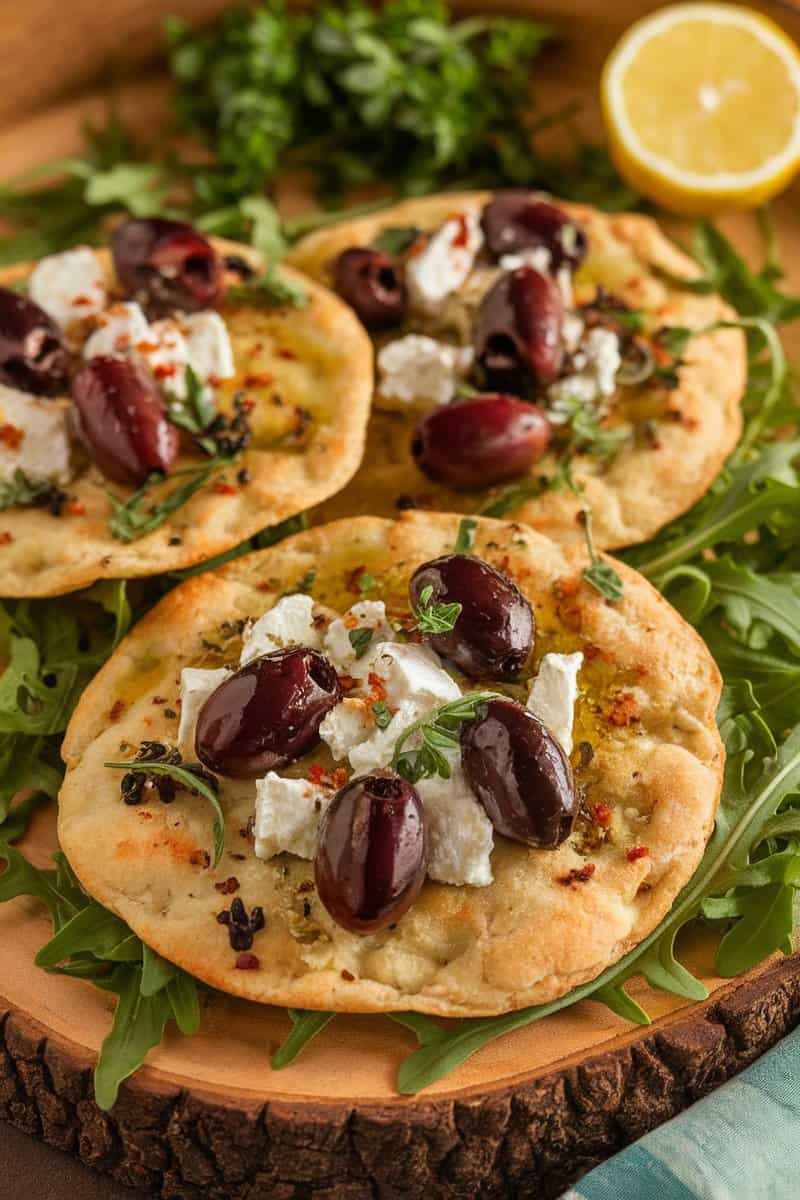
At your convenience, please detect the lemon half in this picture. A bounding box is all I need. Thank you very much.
[601,3,800,214]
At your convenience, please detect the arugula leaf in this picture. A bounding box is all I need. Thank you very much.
[94,968,173,1110]
[104,759,225,868]
[412,584,462,634]
[686,219,800,324]
[392,691,500,784]
[271,1009,335,1069]
[453,517,477,554]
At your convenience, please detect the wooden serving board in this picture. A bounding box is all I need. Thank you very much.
[3,2,800,1197]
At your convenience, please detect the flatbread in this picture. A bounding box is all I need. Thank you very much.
[59,511,723,1017]
[289,193,746,550]
[0,238,373,596]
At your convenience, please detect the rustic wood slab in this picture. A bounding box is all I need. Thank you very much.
[3,2,800,1196]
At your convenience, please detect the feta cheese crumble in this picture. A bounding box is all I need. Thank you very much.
[29,247,107,331]
[0,384,75,486]
[499,246,551,273]
[406,212,484,314]
[377,334,474,407]
[147,319,191,399]
[177,666,232,755]
[527,652,583,756]
[240,594,322,665]
[548,327,622,413]
[254,773,330,860]
[323,600,396,674]
[83,302,150,361]
[417,761,494,887]
[318,698,375,762]
[368,641,460,710]
[182,311,236,382]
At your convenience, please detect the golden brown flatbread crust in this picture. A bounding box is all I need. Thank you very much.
[60,512,723,1017]
[289,193,745,550]
[0,238,373,596]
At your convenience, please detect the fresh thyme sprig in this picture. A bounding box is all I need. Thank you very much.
[107,454,234,542]
[391,692,501,784]
[411,584,462,635]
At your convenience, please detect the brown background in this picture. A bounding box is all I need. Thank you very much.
[2,1,800,1197]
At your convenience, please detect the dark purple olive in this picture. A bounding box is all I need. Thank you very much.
[111,218,222,312]
[333,247,406,329]
[475,268,564,392]
[411,394,550,490]
[315,771,426,934]
[461,698,575,848]
[0,288,70,395]
[72,356,179,485]
[410,554,534,679]
[195,648,341,779]
[481,193,587,268]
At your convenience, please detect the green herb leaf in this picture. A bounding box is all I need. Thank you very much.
[372,226,421,256]
[166,365,218,440]
[372,701,393,729]
[453,517,477,554]
[357,572,378,594]
[391,691,500,784]
[477,478,546,518]
[412,584,462,635]
[227,267,307,309]
[104,759,225,867]
[580,508,623,602]
[108,457,233,542]
[271,1009,335,1069]
[0,469,64,511]
[348,627,374,659]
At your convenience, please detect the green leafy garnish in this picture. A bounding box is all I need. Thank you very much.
[0,846,199,1110]
[391,692,500,784]
[357,572,378,594]
[166,365,218,447]
[348,627,374,659]
[0,469,64,512]
[372,701,393,730]
[294,569,316,595]
[227,267,307,309]
[271,1009,335,1070]
[550,393,630,462]
[580,508,623,602]
[372,226,421,256]
[103,759,225,868]
[412,584,462,634]
[108,456,233,542]
[478,478,546,518]
[453,517,478,554]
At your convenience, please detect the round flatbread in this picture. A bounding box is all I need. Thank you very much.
[59,512,723,1017]
[289,192,746,550]
[0,238,372,597]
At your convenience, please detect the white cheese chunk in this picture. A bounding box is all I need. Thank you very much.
[83,302,151,361]
[29,246,107,331]
[367,641,460,710]
[0,384,75,486]
[177,666,232,756]
[182,311,235,382]
[377,334,474,407]
[319,697,375,762]
[583,327,621,397]
[146,319,190,399]
[527,652,583,756]
[348,699,420,775]
[417,761,494,887]
[556,265,574,310]
[323,600,396,674]
[254,772,330,860]
[240,594,322,665]
[406,212,484,314]
[562,312,584,354]
[499,246,551,273]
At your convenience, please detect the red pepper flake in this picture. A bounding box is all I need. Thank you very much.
[136,339,160,353]
[307,764,349,791]
[189,850,211,868]
[215,876,241,895]
[153,363,177,379]
[248,341,264,358]
[277,348,297,360]
[341,969,355,981]
[345,564,368,594]
[0,423,24,449]
[71,295,93,307]
[0,532,11,546]
[109,699,125,721]
[235,953,260,970]
[367,673,388,703]
[214,482,238,495]
[244,372,274,388]
[592,804,612,828]
[239,396,256,412]
[608,692,640,727]
[67,501,86,515]
[627,845,649,862]
[407,236,427,258]
[449,213,469,248]
[558,863,596,886]
[151,695,167,705]
[555,575,581,600]
[583,644,603,662]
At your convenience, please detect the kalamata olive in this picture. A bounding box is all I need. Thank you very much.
[195,648,341,779]
[475,268,564,393]
[410,554,534,679]
[0,288,70,395]
[315,771,426,934]
[71,356,179,485]
[481,193,587,268]
[111,218,222,312]
[333,248,406,329]
[411,394,550,490]
[461,698,575,848]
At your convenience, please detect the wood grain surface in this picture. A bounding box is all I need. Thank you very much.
[2,1,800,1197]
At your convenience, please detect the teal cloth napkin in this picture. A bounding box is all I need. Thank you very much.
[563,1028,800,1200]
